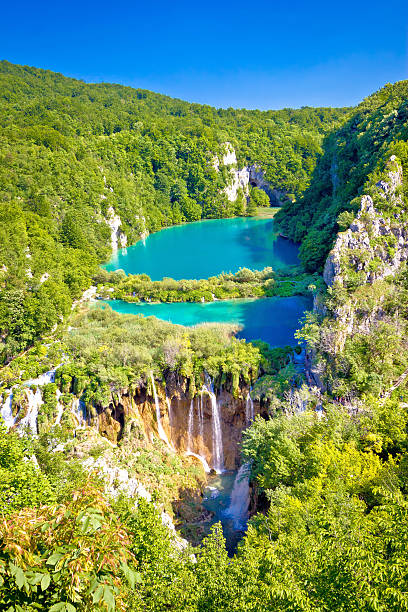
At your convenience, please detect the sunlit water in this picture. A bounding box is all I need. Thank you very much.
[104,217,299,279]
[101,296,311,347]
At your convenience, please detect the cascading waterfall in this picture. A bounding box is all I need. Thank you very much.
[224,463,251,529]
[55,390,64,426]
[187,399,194,452]
[19,388,42,435]
[1,366,63,433]
[203,374,224,473]
[198,394,204,453]
[71,397,87,427]
[185,397,211,472]
[165,396,173,432]
[245,390,254,424]
[1,393,15,429]
[150,372,172,449]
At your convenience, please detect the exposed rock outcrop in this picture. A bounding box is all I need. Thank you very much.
[63,376,262,471]
[106,206,127,251]
[214,142,288,205]
[321,155,406,351]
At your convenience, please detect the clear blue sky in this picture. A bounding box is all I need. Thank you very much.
[2,0,407,109]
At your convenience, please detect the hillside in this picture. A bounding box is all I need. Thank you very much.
[0,61,347,361]
[2,64,408,611]
[275,80,408,271]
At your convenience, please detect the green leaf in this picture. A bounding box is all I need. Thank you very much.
[92,584,104,604]
[49,603,68,612]
[47,552,64,566]
[41,573,51,591]
[15,567,25,590]
[103,585,115,610]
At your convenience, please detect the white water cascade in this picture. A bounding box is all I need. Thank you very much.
[203,375,224,473]
[1,366,64,433]
[19,388,42,435]
[71,397,87,428]
[150,373,172,449]
[55,390,64,426]
[186,451,211,473]
[198,394,204,453]
[165,396,173,432]
[185,397,211,473]
[187,399,194,452]
[245,391,254,425]
[224,463,251,529]
[1,393,15,429]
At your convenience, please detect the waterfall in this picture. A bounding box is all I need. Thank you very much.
[150,373,172,449]
[185,451,211,473]
[203,374,224,473]
[245,390,254,425]
[19,388,42,435]
[24,367,58,387]
[1,365,65,434]
[55,390,64,426]
[71,397,87,427]
[1,393,15,429]
[187,399,194,452]
[198,394,204,453]
[224,463,251,529]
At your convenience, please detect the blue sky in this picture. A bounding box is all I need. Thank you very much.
[2,0,407,109]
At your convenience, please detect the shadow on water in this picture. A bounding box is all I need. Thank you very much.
[173,472,249,556]
[237,219,299,270]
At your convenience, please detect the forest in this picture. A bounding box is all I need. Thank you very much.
[0,60,346,361]
[1,62,408,611]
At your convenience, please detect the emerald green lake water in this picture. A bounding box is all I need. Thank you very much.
[104,217,299,280]
[101,296,311,347]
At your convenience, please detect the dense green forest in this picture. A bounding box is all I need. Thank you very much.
[0,61,346,361]
[1,64,408,611]
[275,80,408,271]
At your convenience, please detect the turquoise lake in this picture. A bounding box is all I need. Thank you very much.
[103,217,310,345]
[104,217,299,280]
[101,297,311,347]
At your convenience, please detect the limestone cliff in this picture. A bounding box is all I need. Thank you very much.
[72,374,261,471]
[321,156,406,351]
[214,142,288,205]
[105,205,128,251]
[96,380,260,469]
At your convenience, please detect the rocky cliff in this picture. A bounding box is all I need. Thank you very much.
[96,376,261,471]
[321,156,406,352]
[214,142,288,205]
[3,369,262,471]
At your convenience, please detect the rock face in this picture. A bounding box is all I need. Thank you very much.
[86,377,261,471]
[321,156,406,350]
[214,142,287,205]
[106,206,127,251]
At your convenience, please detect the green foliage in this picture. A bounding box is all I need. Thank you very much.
[58,305,262,397]
[0,428,54,515]
[0,484,138,611]
[249,187,270,208]
[97,266,318,303]
[0,61,346,360]
[276,80,408,271]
